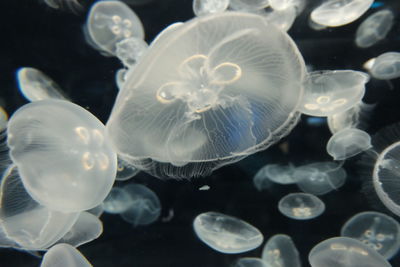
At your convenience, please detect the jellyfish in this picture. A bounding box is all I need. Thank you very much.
[278,192,325,220]
[310,0,374,27]
[299,70,369,117]
[41,243,92,267]
[115,37,148,68]
[102,187,133,214]
[293,162,347,195]
[229,0,270,11]
[261,234,301,267]
[116,157,140,181]
[120,184,161,226]
[193,211,263,253]
[254,163,296,187]
[308,17,327,31]
[308,237,392,267]
[326,128,372,160]
[7,99,117,212]
[85,0,144,56]
[355,10,394,48]
[341,211,400,259]
[16,67,68,102]
[269,0,305,14]
[115,68,128,90]
[369,52,400,80]
[86,204,104,218]
[106,12,306,179]
[262,6,297,32]
[192,0,229,17]
[233,257,269,267]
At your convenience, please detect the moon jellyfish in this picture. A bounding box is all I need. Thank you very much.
[327,128,371,160]
[355,10,394,49]
[120,184,161,226]
[254,164,296,187]
[86,0,144,56]
[261,234,301,267]
[341,211,400,259]
[278,192,325,220]
[299,70,369,117]
[115,37,148,68]
[193,211,263,253]
[293,162,347,195]
[7,99,117,212]
[192,0,229,17]
[229,0,270,11]
[102,187,132,214]
[369,52,400,80]
[262,6,297,32]
[310,0,374,27]
[116,157,140,181]
[106,12,306,179]
[233,257,269,267]
[41,243,92,267]
[308,237,391,267]
[17,67,68,102]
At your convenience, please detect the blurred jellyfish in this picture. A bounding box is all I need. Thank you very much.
[16,67,68,102]
[363,57,376,72]
[233,257,269,267]
[369,52,400,80]
[102,187,132,214]
[86,204,104,218]
[115,37,148,67]
[43,0,83,14]
[341,211,400,259]
[308,237,391,267]
[299,70,369,117]
[355,10,394,48]
[193,211,263,253]
[106,12,306,179]
[254,164,296,187]
[116,156,140,181]
[193,0,229,17]
[262,6,297,32]
[115,68,128,90]
[41,243,92,267]
[229,0,270,11]
[326,128,371,160]
[269,0,305,14]
[310,0,374,27]
[7,99,117,212]
[308,17,328,31]
[278,192,325,220]
[120,184,161,226]
[261,234,301,267]
[85,0,144,56]
[293,162,347,195]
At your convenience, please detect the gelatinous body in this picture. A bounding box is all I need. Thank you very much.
[233,257,269,267]
[370,52,400,80]
[229,0,270,11]
[254,164,296,187]
[193,0,229,17]
[41,243,92,267]
[278,192,325,220]
[106,12,305,179]
[269,0,305,13]
[261,234,301,267]
[263,6,297,32]
[193,211,263,253]
[102,187,132,214]
[115,37,148,67]
[326,128,371,160]
[116,157,140,181]
[341,211,400,259]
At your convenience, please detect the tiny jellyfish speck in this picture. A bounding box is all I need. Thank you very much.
[261,234,301,267]
[278,192,325,220]
[369,52,400,80]
[41,243,92,267]
[326,128,371,160]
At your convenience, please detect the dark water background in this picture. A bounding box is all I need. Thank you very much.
[1,0,400,266]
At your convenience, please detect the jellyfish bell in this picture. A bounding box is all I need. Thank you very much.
[228,0,270,12]
[106,12,306,179]
[369,52,400,80]
[326,128,372,160]
[41,243,92,267]
[192,0,229,17]
[7,99,117,212]
[278,192,325,220]
[299,70,369,117]
[261,234,301,267]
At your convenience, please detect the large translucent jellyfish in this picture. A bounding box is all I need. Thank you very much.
[299,70,369,117]
[355,10,394,48]
[326,128,371,160]
[341,211,400,259]
[17,67,68,102]
[86,0,144,55]
[254,163,296,187]
[308,237,391,267]
[193,211,263,253]
[106,12,306,179]
[41,243,92,267]
[233,257,269,267]
[278,192,325,220]
[229,0,270,11]
[261,234,301,267]
[120,184,161,226]
[7,99,117,212]
[369,52,400,80]
[293,162,347,195]
[102,187,133,214]
[310,0,374,27]
[193,0,229,17]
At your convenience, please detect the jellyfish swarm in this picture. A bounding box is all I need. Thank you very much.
[41,243,92,267]
[261,234,301,267]
[106,12,306,179]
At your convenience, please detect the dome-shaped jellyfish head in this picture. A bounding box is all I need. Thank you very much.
[106,12,306,179]
[6,100,117,212]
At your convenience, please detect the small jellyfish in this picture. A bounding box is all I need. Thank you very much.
[233,257,269,267]
[308,237,392,267]
[299,70,369,117]
[7,99,117,212]
[355,10,394,48]
[120,184,161,226]
[102,187,132,214]
[115,37,148,67]
[262,6,297,32]
[116,156,140,181]
[193,211,263,253]
[193,0,229,17]
[17,67,68,102]
[261,234,301,267]
[310,0,374,27]
[369,52,400,80]
[85,0,144,55]
[326,128,372,160]
[41,243,92,267]
[254,164,296,187]
[341,211,400,259]
[278,192,325,220]
[229,0,270,11]
[293,162,347,195]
